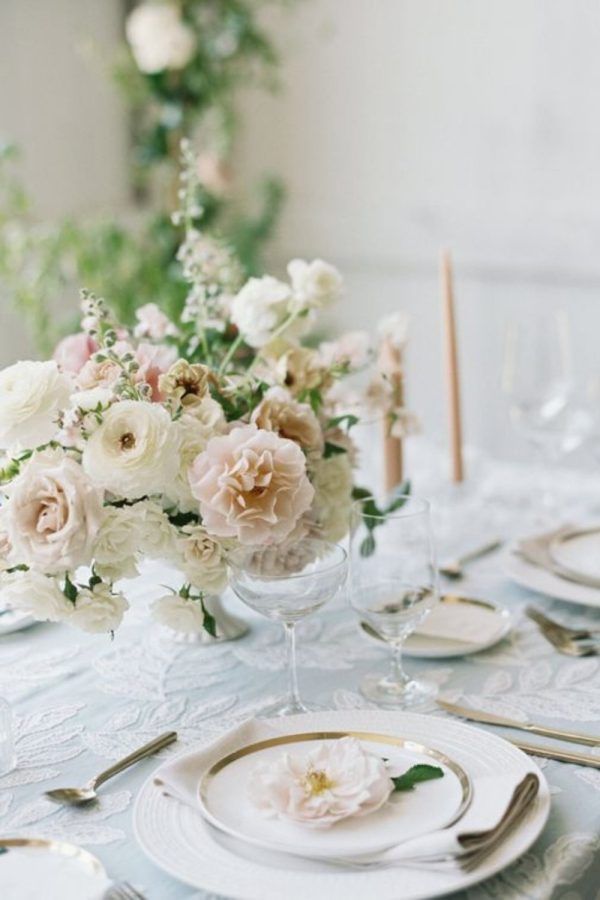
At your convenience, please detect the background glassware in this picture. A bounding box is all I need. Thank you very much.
[502,311,590,510]
[348,495,438,707]
[228,538,347,716]
[0,697,15,775]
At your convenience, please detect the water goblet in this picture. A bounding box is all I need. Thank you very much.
[349,495,439,707]
[228,538,348,716]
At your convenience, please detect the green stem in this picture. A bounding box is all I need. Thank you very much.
[218,332,244,375]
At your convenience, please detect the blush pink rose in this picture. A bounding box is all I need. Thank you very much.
[53,333,97,374]
[135,343,178,401]
[189,424,314,546]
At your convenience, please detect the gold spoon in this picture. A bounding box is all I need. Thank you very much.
[45,731,177,807]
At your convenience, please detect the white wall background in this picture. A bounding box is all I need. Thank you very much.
[1,1,599,463]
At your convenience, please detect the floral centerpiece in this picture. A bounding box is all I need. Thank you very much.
[0,229,371,636]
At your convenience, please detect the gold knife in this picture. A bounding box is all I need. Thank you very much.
[437,699,600,748]
[508,739,600,768]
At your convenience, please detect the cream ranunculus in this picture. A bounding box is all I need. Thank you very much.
[82,400,179,500]
[248,737,393,828]
[152,592,205,633]
[287,258,343,312]
[167,402,226,512]
[189,424,314,546]
[274,346,332,397]
[311,453,354,542]
[69,582,129,633]
[126,2,196,74]
[5,449,104,575]
[251,387,323,453]
[175,525,228,593]
[0,360,71,450]
[230,276,292,348]
[0,570,73,622]
[92,504,146,581]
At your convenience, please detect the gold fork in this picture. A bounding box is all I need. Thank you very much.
[526,606,600,657]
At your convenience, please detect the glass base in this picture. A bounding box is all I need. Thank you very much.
[256,697,327,718]
[360,672,438,708]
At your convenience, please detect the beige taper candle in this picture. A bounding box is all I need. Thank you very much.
[441,250,465,483]
[379,336,404,493]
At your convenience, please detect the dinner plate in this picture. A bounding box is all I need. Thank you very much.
[360,595,512,658]
[198,731,471,859]
[505,548,600,609]
[133,709,550,900]
[550,526,600,583]
[0,837,109,900]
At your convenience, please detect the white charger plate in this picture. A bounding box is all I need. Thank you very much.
[0,838,109,900]
[198,732,471,860]
[505,548,600,609]
[550,527,600,583]
[133,710,550,900]
[0,609,36,636]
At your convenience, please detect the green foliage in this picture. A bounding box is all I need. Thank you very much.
[391,764,444,792]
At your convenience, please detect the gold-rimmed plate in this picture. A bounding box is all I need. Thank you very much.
[0,837,110,899]
[361,594,512,658]
[197,730,472,860]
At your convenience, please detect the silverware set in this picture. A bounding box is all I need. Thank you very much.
[438,538,503,579]
[103,882,146,900]
[526,606,600,657]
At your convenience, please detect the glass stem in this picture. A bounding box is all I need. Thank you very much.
[284,622,302,709]
[389,641,409,686]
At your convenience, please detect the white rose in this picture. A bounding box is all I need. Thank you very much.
[0,570,72,622]
[69,582,129,633]
[167,404,226,513]
[377,312,410,350]
[92,504,145,581]
[152,592,205,633]
[287,259,343,312]
[311,453,353,542]
[82,400,179,500]
[5,449,104,575]
[0,360,71,450]
[231,276,292,348]
[137,500,177,560]
[175,525,228,593]
[126,3,196,74]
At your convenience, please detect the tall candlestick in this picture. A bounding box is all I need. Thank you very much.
[441,250,464,483]
[379,336,404,494]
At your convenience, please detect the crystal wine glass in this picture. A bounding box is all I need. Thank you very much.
[228,538,348,716]
[348,495,439,707]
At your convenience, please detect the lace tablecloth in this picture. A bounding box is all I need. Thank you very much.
[2,455,600,900]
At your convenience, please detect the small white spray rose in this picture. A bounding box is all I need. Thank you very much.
[126,2,196,74]
[231,276,292,348]
[68,583,129,634]
[287,259,343,312]
[82,400,179,500]
[152,592,206,633]
[137,500,177,560]
[0,360,71,450]
[311,453,354,543]
[248,737,393,828]
[175,526,228,593]
[0,570,73,622]
[92,504,146,581]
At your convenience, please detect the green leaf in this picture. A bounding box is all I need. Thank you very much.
[326,413,359,432]
[360,533,376,557]
[63,573,78,604]
[201,598,217,638]
[323,442,347,459]
[392,764,444,792]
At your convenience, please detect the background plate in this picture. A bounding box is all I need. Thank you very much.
[505,548,600,608]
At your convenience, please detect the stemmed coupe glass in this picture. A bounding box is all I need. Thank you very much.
[348,495,439,707]
[228,538,348,716]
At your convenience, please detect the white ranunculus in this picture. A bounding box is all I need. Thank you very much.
[92,504,146,581]
[5,449,104,575]
[231,276,292,348]
[137,500,177,560]
[311,453,354,542]
[248,736,393,828]
[82,400,179,500]
[0,570,72,622]
[69,583,129,633]
[287,259,343,312]
[0,360,71,450]
[152,592,205,633]
[126,3,196,74]
[175,525,227,593]
[167,403,226,513]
